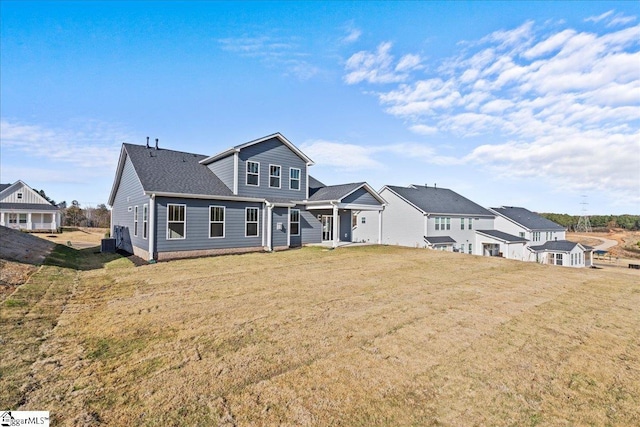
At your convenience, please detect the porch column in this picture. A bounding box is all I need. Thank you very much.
[332,204,339,248]
[378,210,382,244]
[267,203,273,251]
[0,212,4,226]
[27,212,32,230]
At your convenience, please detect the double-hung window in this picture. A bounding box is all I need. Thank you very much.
[134,206,139,237]
[468,244,472,254]
[468,218,473,230]
[435,217,440,231]
[290,168,301,190]
[143,204,148,239]
[247,161,259,186]
[269,165,281,188]
[290,209,300,236]
[209,206,225,238]
[460,218,465,230]
[446,217,451,230]
[167,204,186,239]
[18,214,27,224]
[245,207,259,237]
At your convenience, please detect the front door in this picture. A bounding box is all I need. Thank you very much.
[321,215,333,241]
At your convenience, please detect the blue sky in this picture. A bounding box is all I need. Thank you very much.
[1,1,639,214]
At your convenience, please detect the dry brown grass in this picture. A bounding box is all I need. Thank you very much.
[39,228,108,249]
[3,245,639,426]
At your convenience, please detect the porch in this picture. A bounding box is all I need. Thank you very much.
[306,204,384,248]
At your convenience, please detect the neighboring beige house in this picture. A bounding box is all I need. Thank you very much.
[0,180,61,231]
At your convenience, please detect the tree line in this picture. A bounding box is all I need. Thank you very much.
[38,189,110,228]
[539,213,640,231]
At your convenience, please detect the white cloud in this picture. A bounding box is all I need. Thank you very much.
[343,19,640,203]
[0,119,129,171]
[300,140,382,170]
[585,10,637,27]
[218,35,319,80]
[342,27,362,44]
[585,10,614,23]
[344,42,421,84]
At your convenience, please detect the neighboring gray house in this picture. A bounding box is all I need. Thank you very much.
[0,180,61,231]
[490,206,592,267]
[108,133,385,261]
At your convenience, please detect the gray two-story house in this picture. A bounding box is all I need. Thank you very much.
[108,133,385,261]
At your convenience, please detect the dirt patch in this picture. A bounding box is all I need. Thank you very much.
[0,226,56,265]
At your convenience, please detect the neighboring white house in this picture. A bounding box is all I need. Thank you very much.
[0,181,61,231]
[490,206,566,244]
[356,185,502,255]
[528,240,593,268]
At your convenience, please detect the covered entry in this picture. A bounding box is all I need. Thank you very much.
[304,181,386,248]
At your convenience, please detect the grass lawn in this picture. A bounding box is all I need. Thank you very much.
[1,245,639,426]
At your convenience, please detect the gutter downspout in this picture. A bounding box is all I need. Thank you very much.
[266,201,273,252]
[148,194,156,262]
[378,209,383,244]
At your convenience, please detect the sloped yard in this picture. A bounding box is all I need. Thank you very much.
[2,244,639,426]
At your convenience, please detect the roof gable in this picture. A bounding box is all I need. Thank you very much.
[529,240,592,252]
[308,182,385,204]
[491,206,565,231]
[384,185,493,216]
[0,180,55,206]
[200,133,314,165]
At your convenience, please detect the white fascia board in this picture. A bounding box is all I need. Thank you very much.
[380,186,426,215]
[337,203,384,211]
[302,203,337,210]
[199,148,239,165]
[0,180,51,206]
[107,145,128,206]
[147,191,266,203]
[339,182,387,205]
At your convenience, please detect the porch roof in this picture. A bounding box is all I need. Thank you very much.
[424,235,457,245]
[0,202,59,211]
[476,229,527,243]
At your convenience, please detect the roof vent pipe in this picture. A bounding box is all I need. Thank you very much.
[155,138,159,150]
[146,137,150,149]
[434,183,437,189]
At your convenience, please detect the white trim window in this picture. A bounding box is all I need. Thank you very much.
[17,192,23,199]
[209,206,225,238]
[247,161,260,186]
[269,165,281,188]
[8,213,17,224]
[468,218,473,230]
[460,243,465,253]
[134,206,139,237]
[289,168,301,190]
[468,243,472,254]
[18,214,27,224]
[143,204,148,239]
[167,204,186,239]
[435,217,440,231]
[245,207,259,237]
[460,218,465,230]
[446,217,451,230]
[290,209,300,236]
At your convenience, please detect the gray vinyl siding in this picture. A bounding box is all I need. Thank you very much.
[155,197,263,253]
[339,210,352,242]
[207,155,234,193]
[342,187,380,206]
[111,155,150,254]
[237,137,307,199]
[301,208,322,244]
[272,207,288,248]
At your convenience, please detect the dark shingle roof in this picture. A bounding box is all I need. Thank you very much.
[0,184,11,193]
[124,144,234,196]
[386,185,493,216]
[308,176,325,195]
[0,202,59,211]
[424,235,457,244]
[308,182,365,202]
[476,229,527,243]
[491,206,565,231]
[529,240,593,252]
